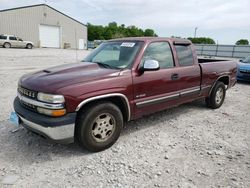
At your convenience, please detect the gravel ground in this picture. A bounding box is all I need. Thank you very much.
[0,48,249,187]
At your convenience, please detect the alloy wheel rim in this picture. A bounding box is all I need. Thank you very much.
[215,87,224,104]
[91,113,116,142]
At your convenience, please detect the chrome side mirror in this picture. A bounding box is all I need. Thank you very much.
[143,59,160,71]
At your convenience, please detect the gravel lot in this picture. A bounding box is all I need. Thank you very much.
[0,48,249,187]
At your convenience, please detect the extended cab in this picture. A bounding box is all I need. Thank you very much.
[13,37,237,151]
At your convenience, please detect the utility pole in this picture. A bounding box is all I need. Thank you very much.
[194,27,198,38]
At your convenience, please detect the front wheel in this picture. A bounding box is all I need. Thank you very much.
[206,81,226,109]
[76,102,123,152]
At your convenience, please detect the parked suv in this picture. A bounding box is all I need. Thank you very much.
[0,34,33,49]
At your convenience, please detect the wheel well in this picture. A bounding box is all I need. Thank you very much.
[76,96,129,122]
[218,76,229,86]
[4,42,10,46]
[209,76,229,95]
[26,43,32,47]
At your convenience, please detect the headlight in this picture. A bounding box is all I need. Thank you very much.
[37,92,65,103]
[37,107,66,117]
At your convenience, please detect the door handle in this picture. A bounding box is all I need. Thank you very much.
[171,73,179,80]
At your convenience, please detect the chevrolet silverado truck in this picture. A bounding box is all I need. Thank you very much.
[13,37,237,151]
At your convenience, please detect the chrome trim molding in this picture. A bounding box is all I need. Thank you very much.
[200,85,212,94]
[201,85,211,90]
[180,88,200,96]
[18,92,64,110]
[136,87,210,108]
[19,115,75,142]
[136,93,179,107]
[76,93,131,121]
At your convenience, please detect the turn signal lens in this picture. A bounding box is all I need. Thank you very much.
[37,107,66,117]
[51,109,66,117]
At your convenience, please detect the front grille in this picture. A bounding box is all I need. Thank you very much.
[18,85,37,99]
[18,85,38,111]
[19,100,37,112]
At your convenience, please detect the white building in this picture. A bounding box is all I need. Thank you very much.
[0,4,88,49]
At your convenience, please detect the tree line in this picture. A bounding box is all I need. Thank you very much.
[188,37,249,45]
[87,22,249,45]
[87,22,157,41]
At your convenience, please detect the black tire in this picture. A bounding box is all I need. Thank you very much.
[76,102,123,152]
[206,81,226,109]
[3,42,11,48]
[26,44,33,49]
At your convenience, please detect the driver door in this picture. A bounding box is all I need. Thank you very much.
[133,41,181,116]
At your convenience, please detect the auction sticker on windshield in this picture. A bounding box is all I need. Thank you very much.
[121,42,135,47]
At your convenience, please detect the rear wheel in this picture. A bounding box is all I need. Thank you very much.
[76,102,123,152]
[206,81,226,109]
[26,44,33,49]
[3,42,11,48]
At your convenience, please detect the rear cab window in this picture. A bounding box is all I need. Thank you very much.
[175,45,194,66]
[142,42,174,69]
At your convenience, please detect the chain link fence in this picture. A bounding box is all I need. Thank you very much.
[195,44,250,59]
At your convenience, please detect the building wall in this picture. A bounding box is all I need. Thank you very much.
[0,5,87,49]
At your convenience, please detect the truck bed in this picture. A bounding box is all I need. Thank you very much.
[199,58,237,90]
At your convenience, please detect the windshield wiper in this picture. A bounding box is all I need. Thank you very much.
[92,62,119,69]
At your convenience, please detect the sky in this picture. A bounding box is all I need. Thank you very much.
[0,0,250,44]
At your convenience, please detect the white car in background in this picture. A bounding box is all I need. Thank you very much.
[0,34,33,49]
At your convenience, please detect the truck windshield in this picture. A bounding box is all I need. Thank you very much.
[84,41,143,69]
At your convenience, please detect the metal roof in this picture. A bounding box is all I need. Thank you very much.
[0,4,87,27]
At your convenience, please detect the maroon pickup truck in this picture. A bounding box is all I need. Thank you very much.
[14,37,237,151]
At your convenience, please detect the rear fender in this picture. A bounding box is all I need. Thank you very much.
[209,75,230,95]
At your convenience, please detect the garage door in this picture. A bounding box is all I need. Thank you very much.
[39,25,60,48]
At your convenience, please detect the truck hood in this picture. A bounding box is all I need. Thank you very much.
[20,62,121,93]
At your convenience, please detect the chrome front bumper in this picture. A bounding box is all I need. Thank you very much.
[19,115,75,144]
[14,97,76,144]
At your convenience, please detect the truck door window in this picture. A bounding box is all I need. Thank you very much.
[175,45,194,66]
[142,42,174,69]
